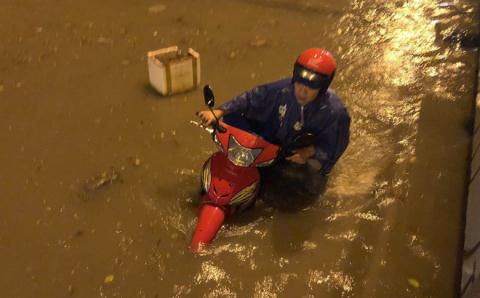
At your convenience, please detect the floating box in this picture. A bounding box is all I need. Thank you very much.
[147,46,201,95]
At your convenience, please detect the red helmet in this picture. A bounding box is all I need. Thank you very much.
[293,48,336,93]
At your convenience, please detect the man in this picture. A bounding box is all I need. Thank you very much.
[198,48,350,192]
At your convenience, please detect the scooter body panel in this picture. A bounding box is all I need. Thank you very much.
[206,152,260,207]
[191,117,279,252]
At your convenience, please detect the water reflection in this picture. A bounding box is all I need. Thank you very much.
[382,1,439,87]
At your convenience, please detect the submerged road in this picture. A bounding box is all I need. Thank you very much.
[0,0,479,297]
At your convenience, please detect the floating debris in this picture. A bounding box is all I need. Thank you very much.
[130,156,141,167]
[250,36,268,47]
[97,36,112,44]
[104,274,114,283]
[84,167,120,193]
[67,284,74,296]
[148,4,167,14]
[407,278,420,288]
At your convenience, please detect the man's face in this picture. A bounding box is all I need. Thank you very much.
[294,82,320,105]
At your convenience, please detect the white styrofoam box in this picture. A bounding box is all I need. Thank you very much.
[147,46,201,95]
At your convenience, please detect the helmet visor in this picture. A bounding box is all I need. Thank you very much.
[293,63,329,89]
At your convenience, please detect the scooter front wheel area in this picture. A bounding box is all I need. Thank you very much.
[190,203,226,253]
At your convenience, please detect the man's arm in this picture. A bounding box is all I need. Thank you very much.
[219,84,269,116]
[198,83,275,125]
[313,111,351,174]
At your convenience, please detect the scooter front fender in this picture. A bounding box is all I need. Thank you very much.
[190,202,226,253]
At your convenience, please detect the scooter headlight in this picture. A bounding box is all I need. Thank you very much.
[227,135,262,167]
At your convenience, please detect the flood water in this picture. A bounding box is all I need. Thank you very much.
[1,0,479,297]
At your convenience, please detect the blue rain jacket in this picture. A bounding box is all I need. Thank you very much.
[219,78,350,174]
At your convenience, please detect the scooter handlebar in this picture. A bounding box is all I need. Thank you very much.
[190,120,215,134]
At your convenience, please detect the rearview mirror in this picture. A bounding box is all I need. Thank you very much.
[203,85,215,107]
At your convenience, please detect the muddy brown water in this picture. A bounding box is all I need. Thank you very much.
[0,0,479,297]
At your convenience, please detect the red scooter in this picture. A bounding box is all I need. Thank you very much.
[190,85,313,252]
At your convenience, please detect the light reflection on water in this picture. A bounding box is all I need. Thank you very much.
[382,1,439,87]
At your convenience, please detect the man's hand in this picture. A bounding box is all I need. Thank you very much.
[285,145,316,165]
[196,109,225,125]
